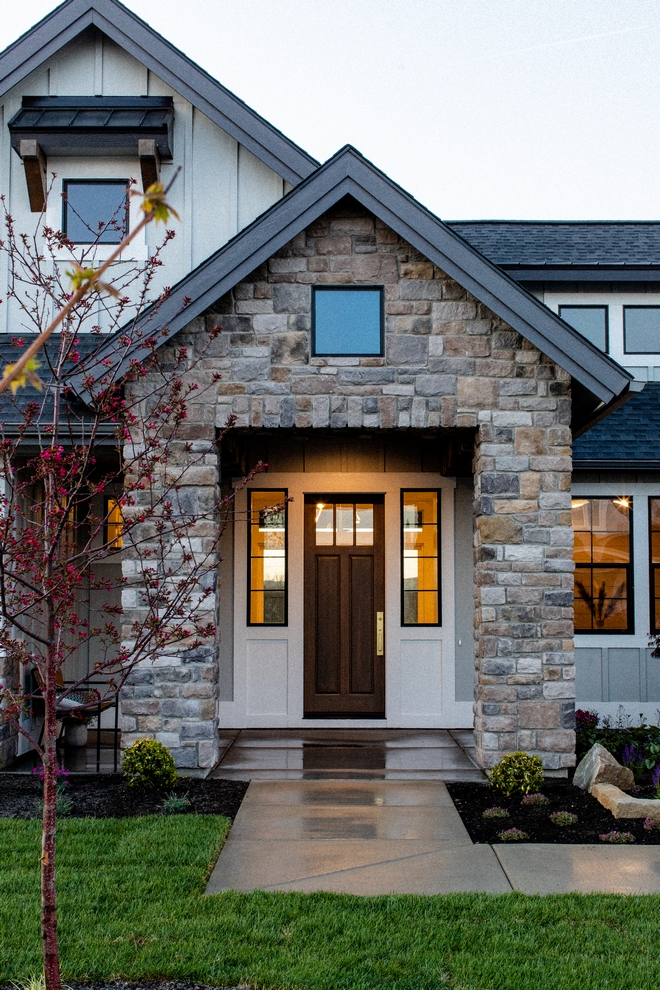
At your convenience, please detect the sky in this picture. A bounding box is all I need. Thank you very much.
[2,0,660,221]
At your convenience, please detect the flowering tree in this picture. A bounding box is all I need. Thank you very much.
[0,180,256,990]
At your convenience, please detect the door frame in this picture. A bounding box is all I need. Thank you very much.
[221,471,473,728]
[303,493,385,717]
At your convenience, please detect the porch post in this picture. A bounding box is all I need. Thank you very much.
[472,371,576,772]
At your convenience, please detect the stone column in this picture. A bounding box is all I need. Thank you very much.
[472,379,576,772]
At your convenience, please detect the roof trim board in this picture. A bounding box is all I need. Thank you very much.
[0,0,318,184]
[75,145,633,408]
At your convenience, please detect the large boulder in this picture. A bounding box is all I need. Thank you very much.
[573,743,635,792]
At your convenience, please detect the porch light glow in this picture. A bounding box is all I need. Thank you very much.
[571,499,588,509]
[613,497,631,509]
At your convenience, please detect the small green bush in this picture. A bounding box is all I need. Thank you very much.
[488,751,544,796]
[498,828,528,841]
[549,811,578,827]
[122,738,178,789]
[162,791,191,814]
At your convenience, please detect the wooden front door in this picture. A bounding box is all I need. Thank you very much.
[304,495,385,716]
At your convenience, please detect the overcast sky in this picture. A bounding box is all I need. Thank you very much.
[3,0,660,221]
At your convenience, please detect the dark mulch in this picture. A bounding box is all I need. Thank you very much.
[447,780,660,844]
[0,774,248,820]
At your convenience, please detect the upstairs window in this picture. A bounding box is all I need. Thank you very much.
[649,499,660,633]
[559,306,608,351]
[624,306,660,353]
[63,180,129,244]
[312,286,383,356]
[572,496,633,633]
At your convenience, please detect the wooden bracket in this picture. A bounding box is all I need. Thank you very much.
[18,139,47,212]
[138,138,161,191]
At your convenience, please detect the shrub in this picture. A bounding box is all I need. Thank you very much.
[482,806,509,819]
[549,811,578,827]
[488,751,544,796]
[652,766,660,799]
[599,831,635,844]
[521,792,549,806]
[498,828,528,842]
[122,738,178,789]
[162,791,191,814]
[643,817,659,831]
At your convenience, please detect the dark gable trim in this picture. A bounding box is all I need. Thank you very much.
[0,0,318,185]
[73,145,633,411]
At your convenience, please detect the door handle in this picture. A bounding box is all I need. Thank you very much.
[376,611,384,656]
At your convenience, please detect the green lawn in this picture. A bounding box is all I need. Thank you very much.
[2,816,660,990]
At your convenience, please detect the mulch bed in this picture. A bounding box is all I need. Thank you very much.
[0,774,248,820]
[447,780,660,844]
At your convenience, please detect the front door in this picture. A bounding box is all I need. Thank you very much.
[304,495,385,716]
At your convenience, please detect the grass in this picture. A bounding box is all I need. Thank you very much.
[2,817,660,990]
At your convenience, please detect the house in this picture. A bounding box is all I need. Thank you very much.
[0,0,657,774]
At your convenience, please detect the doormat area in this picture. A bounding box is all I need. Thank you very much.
[446,781,660,844]
[0,775,248,820]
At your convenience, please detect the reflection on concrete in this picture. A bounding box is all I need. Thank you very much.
[211,728,485,781]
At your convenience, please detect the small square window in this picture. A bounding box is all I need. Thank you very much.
[63,180,129,244]
[558,306,608,351]
[624,306,660,353]
[312,286,383,356]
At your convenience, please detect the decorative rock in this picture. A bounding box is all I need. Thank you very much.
[573,743,635,792]
[591,783,660,820]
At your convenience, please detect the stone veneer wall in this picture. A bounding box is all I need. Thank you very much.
[136,198,576,771]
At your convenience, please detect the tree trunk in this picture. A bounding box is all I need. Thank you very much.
[42,667,61,990]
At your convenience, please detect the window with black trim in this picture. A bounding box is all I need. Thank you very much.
[649,499,660,633]
[572,496,633,632]
[624,306,660,354]
[558,305,608,351]
[63,179,129,244]
[312,286,383,356]
[248,490,287,625]
[401,490,440,625]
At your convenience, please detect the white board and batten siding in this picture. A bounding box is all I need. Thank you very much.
[0,29,287,334]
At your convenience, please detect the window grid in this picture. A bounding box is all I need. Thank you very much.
[401,489,440,626]
[572,496,633,634]
[248,490,288,626]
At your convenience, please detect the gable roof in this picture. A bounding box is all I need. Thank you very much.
[448,221,660,283]
[0,0,318,185]
[76,145,633,419]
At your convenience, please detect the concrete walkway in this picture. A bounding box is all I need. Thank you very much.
[206,779,660,896]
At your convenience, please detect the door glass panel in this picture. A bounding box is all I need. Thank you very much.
[402,490,440,625]
[315,502,334,545]
[249,490,287,625]
[336,504,354,545]
[355,504,374,546]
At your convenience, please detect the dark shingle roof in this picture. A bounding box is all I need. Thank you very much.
[574,382,660,466]
[448,221,660,274]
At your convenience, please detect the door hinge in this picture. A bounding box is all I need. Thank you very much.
[376,611,384,656]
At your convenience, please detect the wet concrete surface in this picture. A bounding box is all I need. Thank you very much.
[211,729,484,781]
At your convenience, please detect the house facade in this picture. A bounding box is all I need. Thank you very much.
[0,0,658,773]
